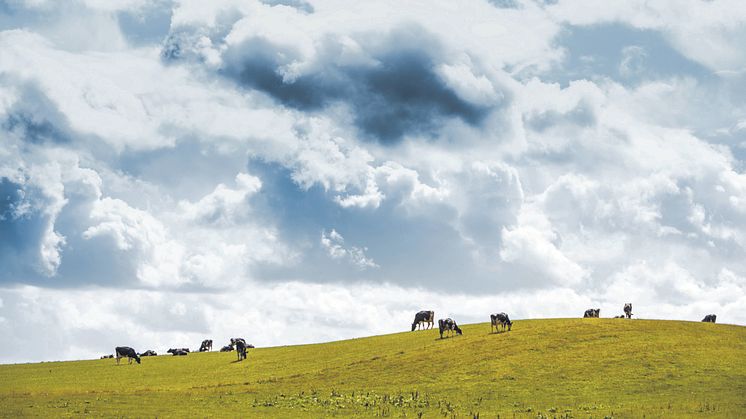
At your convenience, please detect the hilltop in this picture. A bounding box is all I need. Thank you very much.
[1,318,745,417]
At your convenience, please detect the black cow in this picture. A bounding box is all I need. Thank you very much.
[167,348,190,355]
[702,314,717,323]
[139,350,157,357]
[220,345,233,352]
[115,346,141,365]
[411,310,435,331]
[614,315,625,318]
[490,313,513,332]
[438,318,463,339]
[624,303,633,319]
[100,355,113,359]
[199,339,213,352]
[583,308,600,318]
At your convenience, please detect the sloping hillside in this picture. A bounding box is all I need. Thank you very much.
[1,319,745,417]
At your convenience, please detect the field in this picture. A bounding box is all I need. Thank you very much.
[1,319,745,418]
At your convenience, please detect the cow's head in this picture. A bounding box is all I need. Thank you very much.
[411,322,417,332]
[455,325,463,335]
[507,321,513,331]
[135,355,141,364]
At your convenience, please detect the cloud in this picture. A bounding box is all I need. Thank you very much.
[2,0,746,364]
[321,229,378,270]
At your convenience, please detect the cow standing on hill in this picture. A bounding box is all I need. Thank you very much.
[583,308,600,318]
[438,318,463,339]
[115,347,141,365]
[235,339,248,361]
[411,310,435,331]
[702,314,717,323]
[624,303,633,319]
[490,313,513,332]
[199,339,213,352]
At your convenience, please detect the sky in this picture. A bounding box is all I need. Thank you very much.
[1,0,745,364]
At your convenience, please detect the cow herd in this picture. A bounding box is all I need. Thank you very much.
[109,304,720,365]
[106,337,254,365]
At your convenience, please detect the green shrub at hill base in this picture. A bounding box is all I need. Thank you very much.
[1,318,745,417]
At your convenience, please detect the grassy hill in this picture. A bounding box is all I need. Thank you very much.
[1,318,745,418]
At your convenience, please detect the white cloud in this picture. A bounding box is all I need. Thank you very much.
[321,229,378,270]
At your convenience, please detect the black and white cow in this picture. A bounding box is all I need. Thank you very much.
[614,315,625,318]
[411,310,435,331]
[100,354,113,359]
[199,339,213,352]
[235,339,248,361]
[490,313,513,332]
[624,303,633,319]
[702,314,717,323]
[167,348,190,355]
[115,346,141,365]
[583,308,600,318]
[220,345,233,352]
[438,318,463,339]
[139,350,157,357]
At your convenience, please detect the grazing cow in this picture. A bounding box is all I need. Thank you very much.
[199,339,213,352]
[490,313,513,332]
[139,350,157,357]
[438,318,463,339]
[624,303,633,319]
[115,346,141,365]
[583,308,600,318]
[220,345,233,352]
[411,310,435,331]
[702,314,717,323]
[235,339,248,361]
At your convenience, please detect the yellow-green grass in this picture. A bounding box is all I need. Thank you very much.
[1,319,745,418]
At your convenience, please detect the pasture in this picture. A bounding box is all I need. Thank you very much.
[1,318,745,417]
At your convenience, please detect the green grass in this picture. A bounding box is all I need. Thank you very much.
[1,319,745,417]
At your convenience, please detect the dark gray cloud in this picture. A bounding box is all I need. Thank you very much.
[213,26,494,143]
[2,83,72,145]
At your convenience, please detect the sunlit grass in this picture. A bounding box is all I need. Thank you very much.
[1,318,744,417]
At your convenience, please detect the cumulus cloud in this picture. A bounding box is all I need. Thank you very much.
[1,0,746,363]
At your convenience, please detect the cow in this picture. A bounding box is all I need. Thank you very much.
[115,346,141,365]
[614,315,625,318]
[100,355,113,359]
[438,318,463,339]
[411,310,435,331]
[220,345,233,352]
[167,348,190,355]
[230,338,245,348]
[199,339,213,352]
[702,314,717,323]
[583,308,600,318]
[624,303,633,319]
[490,313,513,333]
[235,339,248,361]
[139,350,157,357]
